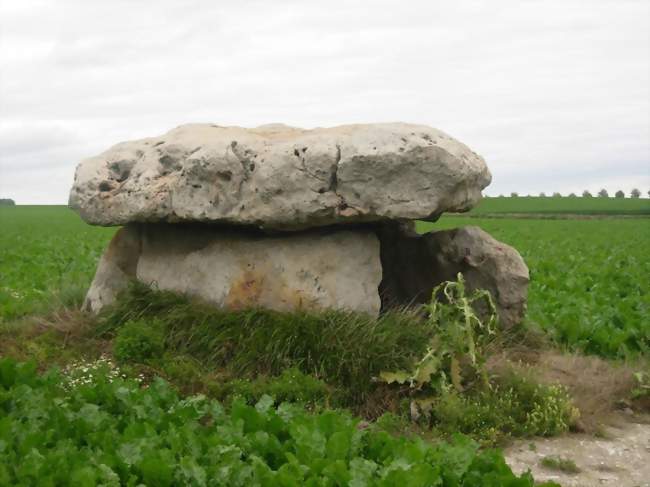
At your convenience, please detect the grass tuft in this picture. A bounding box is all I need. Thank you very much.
[540,455,581,474]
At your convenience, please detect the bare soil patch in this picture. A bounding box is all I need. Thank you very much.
[506,414,650,487]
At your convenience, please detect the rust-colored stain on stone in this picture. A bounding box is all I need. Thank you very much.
[224,265,318,311]
[225,269,265,310]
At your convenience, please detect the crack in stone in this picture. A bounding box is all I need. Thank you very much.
[291,145,342,196]
[329,145,340,193]
[228,141,255,201]
[230,141,250,182]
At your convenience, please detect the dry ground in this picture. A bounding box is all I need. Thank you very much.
[486,335,645,433]
[506,413,650,487]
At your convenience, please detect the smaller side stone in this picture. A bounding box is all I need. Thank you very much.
[83,224,142,312]
[379,224,529,327]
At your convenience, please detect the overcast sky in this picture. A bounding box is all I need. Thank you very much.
[1,0,648,203]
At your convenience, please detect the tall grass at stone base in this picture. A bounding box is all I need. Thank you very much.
[98,282,433,406]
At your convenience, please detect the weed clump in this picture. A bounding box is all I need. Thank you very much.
[429,374,579,446]
[540,455,581,474]
[379,273,497,394]
[113,318,165,363]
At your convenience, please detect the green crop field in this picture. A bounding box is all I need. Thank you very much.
[0,206,115,320]
[464,196,650,216]
[0,357,559,486]
[2,205,648,359]
[1,205,648,485]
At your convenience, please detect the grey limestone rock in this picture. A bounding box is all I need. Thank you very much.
[69,123,490,230]
[84,223,382,316]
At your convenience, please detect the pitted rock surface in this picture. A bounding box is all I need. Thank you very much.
[69,123,490,230]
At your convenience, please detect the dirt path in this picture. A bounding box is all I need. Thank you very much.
[506,415,650,487]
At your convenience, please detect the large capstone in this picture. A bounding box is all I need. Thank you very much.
[84,224,382,315]
[69,123,491,230]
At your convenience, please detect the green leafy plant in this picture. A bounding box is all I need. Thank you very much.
[0,358,559,486]
[380,272,497,393]
[113,318,165,363]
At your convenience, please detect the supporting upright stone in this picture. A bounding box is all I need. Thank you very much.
[85,223,382,316]
[83,224,141,313]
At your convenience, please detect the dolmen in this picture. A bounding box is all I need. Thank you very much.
[70,123,529,326]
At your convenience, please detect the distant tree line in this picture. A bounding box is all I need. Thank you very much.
[501,189,646,198]
[0,198,15,206]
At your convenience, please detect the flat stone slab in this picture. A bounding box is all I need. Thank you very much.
[70,123,491,230]
[84,223,382,315]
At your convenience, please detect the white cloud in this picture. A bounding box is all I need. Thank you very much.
[0,0,648,203]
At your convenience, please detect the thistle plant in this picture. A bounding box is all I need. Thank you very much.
[380,272,498,392]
